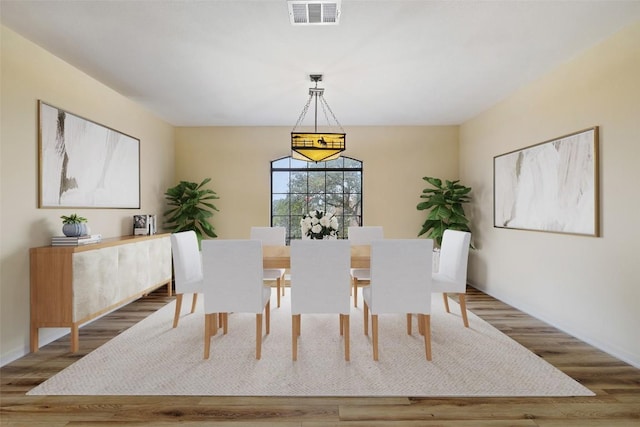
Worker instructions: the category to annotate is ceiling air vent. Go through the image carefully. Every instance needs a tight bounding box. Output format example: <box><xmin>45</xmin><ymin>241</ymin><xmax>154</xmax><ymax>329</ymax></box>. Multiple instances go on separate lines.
<box><xmin>288</xmin><ymin>1</ymin><xmax>341</xmax><ymax>25</ymax></box>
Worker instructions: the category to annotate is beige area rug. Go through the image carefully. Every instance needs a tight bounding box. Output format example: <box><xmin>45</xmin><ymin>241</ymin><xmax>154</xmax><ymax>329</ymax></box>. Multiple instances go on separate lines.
<box><xmin>28</xmin><ymin>290</ymin><xmax>593</xmax><ymax>397</ymax></box>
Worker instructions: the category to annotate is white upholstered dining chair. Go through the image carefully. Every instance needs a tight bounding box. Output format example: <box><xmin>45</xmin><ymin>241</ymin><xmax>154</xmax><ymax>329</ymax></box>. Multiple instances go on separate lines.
<box><xmin>290</xmin><ymin>239</ymin><xmax>352</xmax><ymax>361</ymax></box>
<box><xmin>170</xmin><ymin>231</ymin><xmax>203</xmax><ymax>328</ymax></box>
<box><xmin>433</xmin><ymin>229</ymin><xmax>472</xmax><ymax>327</ymax></box>
<box><xmin>363</xmin><ymin>239</ymin><xmax>433</xmax><ymax>361</ymax></box>
<box><xmin>250</xmin><ymin>226</ymin><xmax>286</xmax><ymax>308</ymax></box>
<box><xmin>347</xmin><ymin>226</ymin><xmax>384</xmax><ymax>307</ymax></box>
<box><xmin>201</xmin><ymin>239</ymin><xmax>271</xmax><ymax>360</ymax></box>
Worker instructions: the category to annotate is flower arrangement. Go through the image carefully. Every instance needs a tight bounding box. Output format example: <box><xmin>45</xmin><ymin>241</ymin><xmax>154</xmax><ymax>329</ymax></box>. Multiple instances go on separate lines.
<box><xmin>301</xmin><ymin>210</ymin><xmax>339</xmax><ymax>240</ymax></box>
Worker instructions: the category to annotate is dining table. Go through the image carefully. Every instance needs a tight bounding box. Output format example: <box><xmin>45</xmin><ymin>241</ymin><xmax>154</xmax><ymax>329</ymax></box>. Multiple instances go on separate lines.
<box><xmin>262</xmin><ymin>244</ymin><xmax>370</xmax><ymax>269</ymax></box>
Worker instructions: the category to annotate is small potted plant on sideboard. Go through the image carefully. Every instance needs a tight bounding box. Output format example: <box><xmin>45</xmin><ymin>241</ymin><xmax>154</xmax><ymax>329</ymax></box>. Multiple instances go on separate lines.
<box><xmin>60</xmin><ymin>214</ymin><xmax>88</xmax><ymax>237</ymax></box>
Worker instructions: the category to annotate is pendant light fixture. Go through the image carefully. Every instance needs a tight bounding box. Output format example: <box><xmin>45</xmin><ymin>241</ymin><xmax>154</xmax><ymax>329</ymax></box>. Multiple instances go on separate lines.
<box><xmin>291</xmin><ymin>74</ymin><xmax>346</xmax><ymax>162</ymax></box>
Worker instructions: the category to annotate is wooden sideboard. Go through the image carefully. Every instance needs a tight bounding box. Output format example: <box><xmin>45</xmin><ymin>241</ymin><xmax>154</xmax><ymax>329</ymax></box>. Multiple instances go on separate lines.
<box><xmin>30</xmin><ymin>234</ymin><xmax>172</xmax><ymax>353</ymax></box>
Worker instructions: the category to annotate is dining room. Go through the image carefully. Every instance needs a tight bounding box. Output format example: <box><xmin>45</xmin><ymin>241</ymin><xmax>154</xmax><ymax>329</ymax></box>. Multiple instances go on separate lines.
<box><xmin>1</xmin><ymin>1</ymin><xmax>640</xmax><ymax>424</ymax></box>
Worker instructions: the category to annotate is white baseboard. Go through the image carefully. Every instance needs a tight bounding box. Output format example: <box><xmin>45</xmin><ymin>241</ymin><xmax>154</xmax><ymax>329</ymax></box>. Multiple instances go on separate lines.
<box><xmin>1</xmin><ymin>329</ymin><xmax>68</xmax><ymax>367</ymax></box>
<box><xmin>468</xmin><ymin>282</ymin><xmax>640</xmax><ymax>369</ymax></box>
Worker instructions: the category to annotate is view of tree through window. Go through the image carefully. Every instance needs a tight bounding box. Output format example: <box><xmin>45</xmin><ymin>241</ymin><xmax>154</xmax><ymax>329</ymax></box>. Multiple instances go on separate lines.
<box><xmin>271</xmin><ymin>156</ymin><xmax>363</xmax><ymax>243</ymax></box>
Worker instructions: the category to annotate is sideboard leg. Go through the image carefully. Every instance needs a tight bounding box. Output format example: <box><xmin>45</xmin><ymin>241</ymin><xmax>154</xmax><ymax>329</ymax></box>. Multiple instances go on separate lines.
<box><xmin>30</xmin><ymin>324</ymin><xmax>39</xmax><ymax>353</ymax></box>
<box><xmin>71</xmin><ymin>324</ymin><xmax>79</xmax><ymax>353</ymax></box>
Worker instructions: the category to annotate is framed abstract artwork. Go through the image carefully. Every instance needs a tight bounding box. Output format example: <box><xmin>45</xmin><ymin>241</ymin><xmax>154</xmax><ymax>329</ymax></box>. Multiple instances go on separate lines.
<box><xmin>38</xmin><ymin>101</ymin><xmax>140</xmax><ymax>208</ymax></box>
<box><xmin>493</xmin><ymin>127</ymin><xmax>599</xmax><ymax>236</ymax></box>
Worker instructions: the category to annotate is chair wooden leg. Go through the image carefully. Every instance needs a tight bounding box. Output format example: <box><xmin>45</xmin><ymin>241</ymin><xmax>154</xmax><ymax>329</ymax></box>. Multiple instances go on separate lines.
<box><xmin>363</xmin><ymin>302</ymin><xmax>369</xmax><ymax>336</ymax></box>
<box><xmin>406</xmin><ymin>313</ymin><xmax>412</xmax><ymax>335</ymax></box>
<box><xmin>458</xmin><ymin>293</ymin><xmax>469</xmax><ymax>328</ymax></box>
<box><xmin>276</xmin><ymin>277</ymin><xmax>281</xmax><ymax>308</ymax></box>
<box><xmin>190</xmin><ymin>293</ymin><xmax>198</xmax><ymax>313</ymax></box>
<box><xmin>265</xmin><ymin>301</ymin><xmax>271</xmax><ymax>334</ymax></box>
<box><xmin>204</xmin><ymin>313</ymin><xmax>217</xmax><ymax>359</ymax></box>
<box><xmin>221</xmin><ymin>313</ymin><xmax>228</xmax><ymax>334</ymax></box>
<box><xmin>256</xmin><ymin>313</ymin><xmax>263</xmax><ymax>359</ymax></box>
<box><xmin>340</xmin><ymin>314</ymin><xmax>344</xmax><ymax>336</ymax></box>
<box><xmin>173</xmin><ymin>293</ymin><xmax>183</xmax><ymax>328</ymax></box>
<box><xmin>204</xmin><ymin>314</ymin><xmax>210</xmax><ymax>359</ymax></box>
<box><xmin>353</xmin><ymin>278</ymin><xmax>359</xmax><ymax>307</ymax></box>
<box><xmin>343</xmin><ymin>314</ymin><xmax>350</xmax><ymax>361</ymax></box>
<box><xmin>372</xmin><ymin>314</ymin><xmax>379</xmax><ymax>361</ymax></box>
<box><xmin>421</xmin><ymin>314</ymin><xmax>432</xmax><ymax>361</ymax></box>
<box><xmin>443</xmin><ymin>293</ymin><xmax>450</xmax><ymax>313</ymax></box>
<box><xmin>292</xmin><ymin>314</ymin><xmax>300</xmax><ymax>361</ymax></box>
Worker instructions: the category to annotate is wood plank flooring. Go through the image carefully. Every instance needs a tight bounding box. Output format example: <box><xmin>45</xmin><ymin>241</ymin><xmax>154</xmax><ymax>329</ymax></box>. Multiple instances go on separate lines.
<box><xmin>2</xmin><ymin>287</ymin><xmax>639</xmax><ymax>426</ymax></box>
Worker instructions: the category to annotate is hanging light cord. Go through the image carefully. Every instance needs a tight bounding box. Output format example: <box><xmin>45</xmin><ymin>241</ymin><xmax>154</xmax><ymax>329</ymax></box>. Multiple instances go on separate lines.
<box><xmin>292</xmin><ymin>93</ymin><xmax>314</xmax><ymax>132</ymax></box>
<box><xmin>292</xmin><ymin>80</ymin><xmax>344</xmax><ymax>133</ymax></box>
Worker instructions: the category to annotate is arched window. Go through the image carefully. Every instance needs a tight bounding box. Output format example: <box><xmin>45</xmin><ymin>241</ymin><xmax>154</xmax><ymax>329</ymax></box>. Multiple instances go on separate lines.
<box><xmin>271</xmin><ymin>156</ymin><xmax>363</xmax><ymax>243</ymax></box>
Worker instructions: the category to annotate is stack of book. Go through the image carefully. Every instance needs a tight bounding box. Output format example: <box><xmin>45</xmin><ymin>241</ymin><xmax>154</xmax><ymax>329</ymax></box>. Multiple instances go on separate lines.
<box><xmin>51</xmin><ymin>234</ymin><xmax>103</xmax><ymax>246</ymax></box>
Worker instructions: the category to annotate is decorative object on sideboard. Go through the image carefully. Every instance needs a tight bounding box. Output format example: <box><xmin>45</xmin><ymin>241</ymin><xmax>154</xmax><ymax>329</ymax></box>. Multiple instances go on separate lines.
<box><xmin>51</xmin><ymin>234</ymin><xmax>102</xmax><ymax>246</ymax></box>
<box><xmin>60</xmin><ymin>213</ymin><xmax>88</xmax><ymax>237</ymax></box>
<box><xmin>163</xmin><ymin>178</ymin><xmax>219</xmax><ymax>246</ymax></box>
<box><xmin>133</xmin><ymin>214</ymin><xmax>157</xmax><ymax>235</ymax></box>
<box><xmin>417</xmin><ymin>177</ymin><xmax>473</xmax><ymax>248</ymax></box>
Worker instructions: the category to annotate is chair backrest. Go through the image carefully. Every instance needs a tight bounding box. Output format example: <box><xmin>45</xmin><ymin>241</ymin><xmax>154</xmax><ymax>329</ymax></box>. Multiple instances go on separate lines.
<box><xmin>250</xmin><ymin>226</ymin><xmax>285</xmax><ymax>246</ymax></box>
<box><xmin>290</xmin><ymin>240</ymin><xmax>351</xmax><ymax>315</ymax></box>
<box><xmin>170</xmin><ymin>231</ymin><xmax>203</xmax><ymax>293</ymax></box>
<box><xmin>437</xmin><ymin>230</ymin><xmax>471</xmax><ymax>290</ymax></box>
<box><xmin>369</xmin><ymin>239</ymin><xmax>433</xmax><ymax>314</ymax></box>
<box><xmin>201</xmin><ymin>240</ymin><xmax>265</xmax><ymax>314</ymax></box>
<box><xmin>347</xmin><ymin>226</ymin><xmax>383</xmax><ymax>245</ymax></box>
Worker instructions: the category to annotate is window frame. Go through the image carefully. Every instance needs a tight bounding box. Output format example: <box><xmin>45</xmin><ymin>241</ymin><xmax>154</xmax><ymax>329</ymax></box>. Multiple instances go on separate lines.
<box><xmin>270</xmin><ymin>156</ymin><xmax>363</xmax><ymax>243</ymax></box>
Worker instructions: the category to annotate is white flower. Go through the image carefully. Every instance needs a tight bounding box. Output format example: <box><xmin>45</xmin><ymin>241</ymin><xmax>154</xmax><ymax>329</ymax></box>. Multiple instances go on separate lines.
<box><xmin>302</xmin><ymin>210</ymin><xmax>339</xmax><ymax>239</ymax></box>
<box><xmin>330</xmin><ymin>216</ymin><xmax>338</xmax><ymax>229</ymax></box>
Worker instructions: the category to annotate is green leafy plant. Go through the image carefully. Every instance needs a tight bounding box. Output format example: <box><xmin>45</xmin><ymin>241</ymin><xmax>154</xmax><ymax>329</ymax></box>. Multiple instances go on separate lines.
<box><xmin>417</xmin><ymin>177</ymin><xmax>472</xmax><ymax>248</ymax></box>
<box><xmin>163</xmin><ymin>178</ymin><xmax>219</xmax><ymax>243</ymax></box>
<box><xmin>60</xmin><ymin>214</ymin><xmax>87</xmax><ymax>224</ymax></box>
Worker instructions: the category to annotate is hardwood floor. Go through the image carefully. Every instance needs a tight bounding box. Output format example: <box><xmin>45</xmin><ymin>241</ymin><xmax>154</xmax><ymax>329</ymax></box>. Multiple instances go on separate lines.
<box><xmin>2</xmin><ymin>287</ymin><xmax>639</xmax><ymax>426</ymax></box>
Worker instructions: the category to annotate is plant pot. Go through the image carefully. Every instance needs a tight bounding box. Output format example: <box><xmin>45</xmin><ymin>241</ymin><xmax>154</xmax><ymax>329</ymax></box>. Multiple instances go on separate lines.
<box><xmin>62</xmin><ymin>223</ymin><xmax>87</xmax><ymax>237</ymax></box>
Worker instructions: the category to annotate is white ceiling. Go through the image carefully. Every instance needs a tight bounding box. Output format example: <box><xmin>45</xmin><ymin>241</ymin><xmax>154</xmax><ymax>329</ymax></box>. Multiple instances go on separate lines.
<box><xmin>2</xmin><ymin>1</ymin><xmax>640</xmax><ymax>127</ymax></box>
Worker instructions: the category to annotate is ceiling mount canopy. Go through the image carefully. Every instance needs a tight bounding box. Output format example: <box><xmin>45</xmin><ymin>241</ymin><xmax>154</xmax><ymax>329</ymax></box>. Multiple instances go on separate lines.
<box><xmin>291</xmin><ymin>74</ymin><xmax>346</xmax><ymax>163</ymax></box>
<box><xmin>287</xmin><ymin>1</ymin><xmax>341</xmax><ymax>25</ymax></box>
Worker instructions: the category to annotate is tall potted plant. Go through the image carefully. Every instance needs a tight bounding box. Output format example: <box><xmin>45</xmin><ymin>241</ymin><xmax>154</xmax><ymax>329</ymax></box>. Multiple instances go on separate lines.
<box><xmin>163</xmin><ymin>178</ymin><xmax>219</xmax><ymax>244</ymax></box>
<box><xmin>417</xmin><ymin>176</ymin><xmax>472</xmax><ymax>248</ymax></box>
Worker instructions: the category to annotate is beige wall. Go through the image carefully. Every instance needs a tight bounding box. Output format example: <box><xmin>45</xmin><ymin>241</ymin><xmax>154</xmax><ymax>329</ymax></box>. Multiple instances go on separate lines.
<box><xmin>174</xmin><ymin>126</ymin><xmax>459</xmax><ymax>240</ymax></box>
<box><xmin>0</xmin><ymin>26</ymin><xmax>175</xmax><ymax>364</ymax></box>
<box><xmin>460</xmin><ymin>22</ymin><xmax>640</xmax><ymax>367</ymax></box>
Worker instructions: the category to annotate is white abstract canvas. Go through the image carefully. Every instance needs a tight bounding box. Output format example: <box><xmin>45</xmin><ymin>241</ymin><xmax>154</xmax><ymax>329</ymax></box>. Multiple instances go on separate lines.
<box><xmin>494</xmin><ymin>127</ymin><xmax>598</xmax><ymax>236</ymax></box>
<box><xmin>39</xmin><ymin>101</ymin><xmax>140</xmax><ymax>208</ymax></box>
